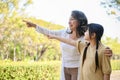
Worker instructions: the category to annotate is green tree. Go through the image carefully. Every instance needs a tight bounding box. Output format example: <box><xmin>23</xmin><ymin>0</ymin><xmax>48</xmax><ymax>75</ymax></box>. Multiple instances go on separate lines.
<box><xmin>0</xmin><ymin>0</ymin><xmax>33</xmax><ymax>61</ymax></box>
<box><xmin>0</xmin><ymin>0</ymin><xmax>32</xmax><ymax>20</ymax></box>
<box><xmin>0</xmin><ymin>0</ymin><xmax>64</xmax><ymax>61</ymax></box>
<box><xmin>100</xmin><ymin>0</ymin><xmax>120</xmax><ymax>21</ymax></box>
<box><xmin>102</xmin><ymin>37</ymin><xmax>120</xmax><ymax>54</ymax></box>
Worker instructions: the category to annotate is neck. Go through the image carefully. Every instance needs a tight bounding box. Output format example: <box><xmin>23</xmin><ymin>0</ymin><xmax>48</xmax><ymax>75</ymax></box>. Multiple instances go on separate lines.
<box><xmin>90</xmin><ymin>39</ymin><xmax>96</xmax><ymax>47</ymax></box>
<box><xmin>72</xmin><ymin>29</ymin><xmax>81</xmax><ymax>37</ymax></box>
<box><xmin>70</xmin><ymin>30</ymin><xmax>78</xmax><ymax>39</ymax></box>
<box><xmin>72</xmin><ymin>30</ymin><xmax>76</xmax><ymax>35</ymax></box>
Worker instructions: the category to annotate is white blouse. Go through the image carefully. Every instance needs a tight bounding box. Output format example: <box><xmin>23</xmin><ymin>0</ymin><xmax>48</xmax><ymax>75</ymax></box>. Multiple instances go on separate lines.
<box><xmin>36</xmin><ymin>25</ymin><xmax>82</xmax><ymax>67</ymax></box>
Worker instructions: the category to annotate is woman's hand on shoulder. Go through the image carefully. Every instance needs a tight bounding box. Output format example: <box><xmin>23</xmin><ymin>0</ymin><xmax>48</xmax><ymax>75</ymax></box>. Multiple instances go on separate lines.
<box><xmin>104</xmin><ymin>47</ymin><xmax>113</xmax><ymax>57</ymax></box>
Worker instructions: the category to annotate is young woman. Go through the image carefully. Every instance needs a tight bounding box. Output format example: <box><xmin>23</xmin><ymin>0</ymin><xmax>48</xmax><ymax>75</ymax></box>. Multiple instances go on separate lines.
<box><xmin>23</xmin><ymin>10</ymin><xmax>112</xmax><ymax>80</ymax></box>
<box><xmin>48</xmin><ymin>23</ymin><xmax>111</xmax><ymax>80</ymax></box>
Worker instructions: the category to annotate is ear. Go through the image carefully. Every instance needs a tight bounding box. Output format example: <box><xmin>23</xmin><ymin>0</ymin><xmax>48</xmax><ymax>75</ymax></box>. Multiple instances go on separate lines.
<box><xmin>91</xmin><ymin>33</ymin><xmax>96</xmax><ymax>39</ymax></box>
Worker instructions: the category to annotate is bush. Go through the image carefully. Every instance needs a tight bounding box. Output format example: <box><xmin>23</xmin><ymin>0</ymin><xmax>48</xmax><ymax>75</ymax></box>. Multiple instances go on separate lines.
<box><xmin>0</xmin><ymin>60</ymin><xmax>119</xmax><ymax>80</ymax></box>
<box><xmin>111</xmin><ymin>60</ymin><xmax>120</xmax><ymax>70</ymax></box>
<box><xmin>0</xmin><ymin>61</ymin><xmax>61</xmax><ymax>80</ymax></box>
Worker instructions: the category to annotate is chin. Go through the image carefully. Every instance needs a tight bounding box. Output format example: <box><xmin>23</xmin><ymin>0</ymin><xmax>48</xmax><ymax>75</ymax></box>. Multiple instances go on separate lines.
<box><xmin>70</xmin><ymin>29</ymin><xmax>73</xmax><ymax>31</ymax></box>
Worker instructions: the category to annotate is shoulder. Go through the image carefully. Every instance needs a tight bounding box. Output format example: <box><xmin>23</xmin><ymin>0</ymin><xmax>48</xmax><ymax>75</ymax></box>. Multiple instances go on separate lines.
<box><xmin>99</xmin><ymin>43</ymin><xmax>106</xmax><ymax>51</ymax></box>
<box><xmin>98</xmin><ymin>43</ymin><xmax>107</xmax><ymax>56</ymax></box>
<box><xmin>77</xmin><ymin>40</ymin><xmax>89</xmax><ymax>47</ymax></box>
<box><xmin>77</xmin><ymin>40</ymin><xmax>87</xmax><ymax>51</ymax></box>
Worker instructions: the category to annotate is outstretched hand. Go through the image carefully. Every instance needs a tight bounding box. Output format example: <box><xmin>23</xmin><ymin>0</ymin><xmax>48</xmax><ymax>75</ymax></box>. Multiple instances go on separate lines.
<box><xmin>23</xmin><ymin>20</ymin><xmax>37</xmax><ymax>28</ymax></box>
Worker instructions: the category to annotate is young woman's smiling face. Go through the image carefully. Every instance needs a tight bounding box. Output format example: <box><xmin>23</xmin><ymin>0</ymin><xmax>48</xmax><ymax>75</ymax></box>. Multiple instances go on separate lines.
<box><xmin>68</xmin><ymin>16</ymin><xmax>79</xmax><ymax>31</ymax></box>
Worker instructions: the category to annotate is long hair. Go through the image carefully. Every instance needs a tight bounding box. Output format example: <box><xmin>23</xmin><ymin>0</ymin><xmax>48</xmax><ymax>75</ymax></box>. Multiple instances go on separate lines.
<box><xmin>82</xmin><ymin>23</ymin><xmax>104</xmax><ymax>72</ymax></box>
<box><xmin>66</xmin><ymin>10</ymin><xmax>88</xmax><ymax>37</ymax></box>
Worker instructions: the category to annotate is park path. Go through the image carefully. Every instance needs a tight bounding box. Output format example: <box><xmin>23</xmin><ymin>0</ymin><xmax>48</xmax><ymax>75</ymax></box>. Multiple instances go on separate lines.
<box><xmin>111</xmin><ymin>70</ymin><xmax>120</xmax><ymax>80</ymax></box>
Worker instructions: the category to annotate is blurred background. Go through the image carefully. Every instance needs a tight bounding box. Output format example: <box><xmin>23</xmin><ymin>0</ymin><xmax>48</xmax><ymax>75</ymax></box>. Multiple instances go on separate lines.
<box><xmin>0</xmin><ymin>0</ymin><xmax>120</xmax><ymax>80</ymax></box>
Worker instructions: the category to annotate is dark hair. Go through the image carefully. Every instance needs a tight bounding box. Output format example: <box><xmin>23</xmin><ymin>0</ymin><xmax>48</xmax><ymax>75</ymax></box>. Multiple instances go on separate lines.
<box><xmin>67</xmin><ymin>10</ymin><xmax>88</xmax><ymax>37</ymax></box>
<box><xmin>82</xmin><ymin>23</ymin><xmax>104</xmax><ymax>72</ymax></box>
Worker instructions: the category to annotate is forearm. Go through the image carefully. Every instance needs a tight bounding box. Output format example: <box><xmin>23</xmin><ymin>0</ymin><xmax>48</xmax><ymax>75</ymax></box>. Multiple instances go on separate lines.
<box><xmin>36</xmin><ymin>25</ymin><xmax>50</xmax><ymax>35</ymax></box>
<box><xmin>54</xmin><ymin>36</ymin><xmax>76</xmax><ymax>46</ymax></box>
<box><xmin>104</xmin><ymin>74</ymin><xmax>110</xmax><ymax>80</ymax></box>
<box><xmin>23</xmin><ymin>20</ymin><xmax>62</xmax><ymax>36</ymax></box>
<box><xmin>36</xmin><ymin>25</ymin><xmax>63</xmax><ymax>36</ymax></box>
<box><xmin>23</xmin><ymin>20</ymin><xmax>51</xmax><ymax>35</ymax></box>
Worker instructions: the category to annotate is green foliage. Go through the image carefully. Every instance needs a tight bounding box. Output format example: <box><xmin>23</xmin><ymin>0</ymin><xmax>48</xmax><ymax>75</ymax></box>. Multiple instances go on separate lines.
<box><xmin>0</xmin><ymin>61</ymin><xmax>61</xmax><ymax>80</ymax></box>
<box><xmin>100</xmin><ymin>0</ymin><xmax>120</xmax><ymax>21</ymax></box>
<box><xmin>0</xmin><ymin>16</ymin><xmax>64</xmax><ymax>61</ymax></box>
<box><xmin>0</xmin><ymin>60</ymin><xmax>119</xmax><ymax>80</ymax></box>
<box><xmin>0</xmin><ymin>0</ymin><xmax>32</xmax><ymax>18</ymax></box>
<box><xmin>102</xmin><ymin>37</ymin><xmax>120</xmax><ymax>54</ymax></box>
<box><xmin>0</xmin><ymin>0</ymin><xmax>64</xmax><ymax>61</ymax></box>
<box><xmin>111</xmin><ymin>60</ymin><xmax>120</xmax><ymax>70</ymax></box>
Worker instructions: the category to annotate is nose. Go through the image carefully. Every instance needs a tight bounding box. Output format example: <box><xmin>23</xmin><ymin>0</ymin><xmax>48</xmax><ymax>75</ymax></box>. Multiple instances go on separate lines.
<box><xmin>68</xmin><ymin>20</ymin><xmax>72</xmax><ymax>25</ymax></box>
<box><xmin>84</xmin><ymin>31</ymin><xmax>87</xmax><ymax>35</ymax></box>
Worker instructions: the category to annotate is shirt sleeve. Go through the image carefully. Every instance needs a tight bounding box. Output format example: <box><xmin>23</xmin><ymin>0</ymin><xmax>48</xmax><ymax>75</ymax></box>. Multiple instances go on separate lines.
<box><xmin>76</xmin><ymin>40</ymin><xmax>85</xmax><ymax>54</ymax></box>
<box><xmin>36</xmin><ymin>25</ymin><xmax>64</xmax><ymax>36</ymax></box>
<box><xmin>101</xmin><ymin>49</ymin><xmax>112</xmax><ymax>74</ymax></box>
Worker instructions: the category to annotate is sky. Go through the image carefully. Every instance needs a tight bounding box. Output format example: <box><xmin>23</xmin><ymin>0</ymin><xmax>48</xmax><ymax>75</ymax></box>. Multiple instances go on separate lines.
<box><xmin>25</xmin><ymin>0</ymin><xmax>120</xmax><ymax>39</ymax></box>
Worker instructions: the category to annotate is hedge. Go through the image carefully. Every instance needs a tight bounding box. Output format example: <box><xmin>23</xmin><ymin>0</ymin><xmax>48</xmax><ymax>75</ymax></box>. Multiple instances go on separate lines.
<box><xmin>0</xmin><ymin>61</ymin><xmax>61</xmax><ymax>80</ymax></box>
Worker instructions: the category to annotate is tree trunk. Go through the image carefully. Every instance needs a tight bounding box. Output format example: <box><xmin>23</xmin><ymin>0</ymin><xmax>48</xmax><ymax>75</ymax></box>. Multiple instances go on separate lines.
<box><xmin>13</xmin><ymin>47</ymin><xmax>16</xmax><ymax>61</ymax></box>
